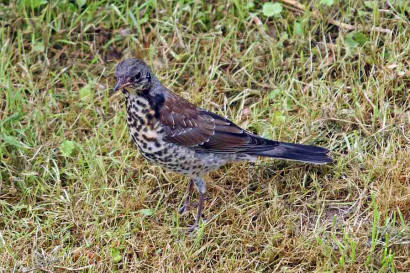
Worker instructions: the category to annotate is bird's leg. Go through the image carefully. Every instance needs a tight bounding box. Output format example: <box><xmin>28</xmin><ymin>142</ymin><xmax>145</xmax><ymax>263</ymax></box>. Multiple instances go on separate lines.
<box><xmin>179</xmin><ymin>179</ymin><xmax>194</xmax><ymax>214</ymax></box>
<box><xmin>189</xmin><ymin>190</ymin><xmax>205</xmax><ymax>232</ymax></box>
<box><xmin>189</xmin><ymin>177</ymin><xmax>206</xmax><ymax>232</ymax></box>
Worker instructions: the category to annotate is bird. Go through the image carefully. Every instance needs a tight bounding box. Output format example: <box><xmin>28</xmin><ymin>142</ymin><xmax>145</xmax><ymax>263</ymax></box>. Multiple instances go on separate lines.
<box><xmin>113</xmin><ymin>58</ymin><xmax>333</xmax><ymax>231</ymax></box>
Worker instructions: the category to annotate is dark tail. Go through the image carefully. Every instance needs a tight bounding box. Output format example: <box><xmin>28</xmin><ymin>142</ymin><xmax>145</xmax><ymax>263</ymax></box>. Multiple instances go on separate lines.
<box><xmin>248</xmin><ymin>142</ymin><xmax>333</xmax><ymax>164</ymax></box>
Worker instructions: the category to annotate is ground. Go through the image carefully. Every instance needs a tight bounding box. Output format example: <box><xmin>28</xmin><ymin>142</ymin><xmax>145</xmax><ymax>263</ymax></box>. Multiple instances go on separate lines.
<box><xmin>0</xmin><ymin>0</ymin><xmax>409</xmax><ymax>272</ymax></box>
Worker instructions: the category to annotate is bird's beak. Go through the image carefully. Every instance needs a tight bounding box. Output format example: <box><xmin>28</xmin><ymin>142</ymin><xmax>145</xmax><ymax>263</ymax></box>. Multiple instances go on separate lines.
<box><xmin>112</xmin><ymin>78</ymin><xmax>131</xmax><ymax>94</ymax></box>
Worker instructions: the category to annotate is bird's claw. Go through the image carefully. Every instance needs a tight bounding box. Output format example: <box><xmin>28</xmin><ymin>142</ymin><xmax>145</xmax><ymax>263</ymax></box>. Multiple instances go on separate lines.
<box><xmin>188</xmin><ymin>223</ymin><xmax>198</xmax><ymax>233</ymax></box>
<box><xmin>187</xmin><ymin>216</ymin><xmax>207</xmax><ymax>233</ymax></box>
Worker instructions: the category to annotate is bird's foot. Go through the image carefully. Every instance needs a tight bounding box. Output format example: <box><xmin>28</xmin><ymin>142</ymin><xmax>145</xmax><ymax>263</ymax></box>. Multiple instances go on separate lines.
<box><xmin>187</xmin><ymin>215</ymin><xmax>207</xmax><ymax>233</ymax></box>
<box><xmin>188</xmin><ymin>222</ymin><xmax>198</xmax><ymax>233</ymax></box>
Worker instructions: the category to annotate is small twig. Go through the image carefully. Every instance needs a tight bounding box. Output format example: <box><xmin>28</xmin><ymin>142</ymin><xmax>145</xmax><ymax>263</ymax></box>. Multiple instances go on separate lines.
<box><xmin>281</xmin><ymin>0</ymin><xmax>305</xmax><ymax>10</ymax></box>
<box><xmin>22</xmin><ymin>267</ymin><xmax>53</xmax><ymax>273</ymax></box>
<box><xmin>53</xmin><ymin>264</ymin><xmax>95</xmax><ymax>271</ymax></box>
<box><xmin>280</xmin><ymin>0</ymin><xmax>393</xmax><ymax>34</ymax></box>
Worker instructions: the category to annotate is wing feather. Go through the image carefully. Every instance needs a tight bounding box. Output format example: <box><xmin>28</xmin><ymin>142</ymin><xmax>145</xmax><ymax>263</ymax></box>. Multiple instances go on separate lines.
<box><xmin>158</xmin><ymin>92</ymin><xmax>279</xmax><ymax>153</ymax></box>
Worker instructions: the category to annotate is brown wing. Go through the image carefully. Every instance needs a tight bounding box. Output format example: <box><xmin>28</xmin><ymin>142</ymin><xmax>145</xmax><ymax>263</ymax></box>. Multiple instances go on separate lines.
<box><xmin>159</xmin><ymin>92</ymin><xmax>279</xmax><ymax>153</ymax></box>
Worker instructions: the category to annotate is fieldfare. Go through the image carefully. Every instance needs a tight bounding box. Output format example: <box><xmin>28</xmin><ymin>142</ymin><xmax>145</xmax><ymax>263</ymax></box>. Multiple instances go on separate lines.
<box><xmin>113</xmin><ymin>58</ymin><xmax>332</xmax><ymax>231</ymax></box>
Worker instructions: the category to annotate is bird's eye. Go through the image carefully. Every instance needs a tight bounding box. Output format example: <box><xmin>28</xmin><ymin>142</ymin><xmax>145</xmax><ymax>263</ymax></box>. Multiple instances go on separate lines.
<box><xmin>146</xmin><ymin>74</ymin><xmax>151</xmax><ymax>81</ymax></box>
<box><xmin>134</xmin><ymin>72</ymin><xmax>141</xmax><ymax>81</ymax></box>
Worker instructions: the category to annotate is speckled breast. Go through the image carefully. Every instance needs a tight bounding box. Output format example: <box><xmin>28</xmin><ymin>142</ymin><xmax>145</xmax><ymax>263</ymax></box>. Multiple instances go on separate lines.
<box><xmin>125</xmin><ymin>94</ymin><xmax>225</xmax><ymax>176</ymax></box>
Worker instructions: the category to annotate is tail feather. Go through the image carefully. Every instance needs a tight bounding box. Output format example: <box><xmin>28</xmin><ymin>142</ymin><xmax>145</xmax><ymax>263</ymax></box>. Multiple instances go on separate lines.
<box><xmin>247</xmin><ymin>142</ymin><xmax>333</xmax><ymax>164</ymax></box>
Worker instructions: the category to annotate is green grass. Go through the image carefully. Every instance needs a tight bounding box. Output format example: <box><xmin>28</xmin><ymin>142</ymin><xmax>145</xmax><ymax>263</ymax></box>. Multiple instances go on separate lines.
<box><xmin>0</xmin><ymin>0</ymin><xmax>409</xmax><ymax>272</ymax></box>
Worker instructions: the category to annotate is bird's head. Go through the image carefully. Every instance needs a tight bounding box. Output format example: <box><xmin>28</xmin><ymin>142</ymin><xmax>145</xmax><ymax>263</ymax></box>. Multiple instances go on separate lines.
<box><xmin>113</xmin><ymin>58</ymin><xmax>152</xmax><ymax>94</ymax></box>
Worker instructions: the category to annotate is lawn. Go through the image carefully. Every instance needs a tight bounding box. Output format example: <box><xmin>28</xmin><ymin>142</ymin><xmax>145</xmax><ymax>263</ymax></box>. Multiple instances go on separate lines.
<box><xmin>0</xmin><ymin>0</ymin><xmax>409</xmax><ymax>272</ymax></box>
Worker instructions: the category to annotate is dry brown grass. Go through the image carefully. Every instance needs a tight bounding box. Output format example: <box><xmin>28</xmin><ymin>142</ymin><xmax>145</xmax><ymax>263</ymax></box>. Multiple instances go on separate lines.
<box><xmin>0</xmin><ymin>0</ymin><xmax>409</xmax><ymax>272</ymax></box>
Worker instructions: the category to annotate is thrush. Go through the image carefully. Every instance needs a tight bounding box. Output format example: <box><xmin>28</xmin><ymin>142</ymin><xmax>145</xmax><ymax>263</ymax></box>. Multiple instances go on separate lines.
<box><xmin>113</xmin><ymin>58</ymin><xmax>332</xmax><ymax>231</ymax></box>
